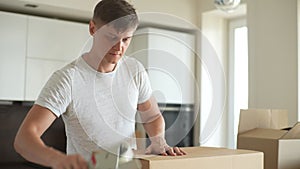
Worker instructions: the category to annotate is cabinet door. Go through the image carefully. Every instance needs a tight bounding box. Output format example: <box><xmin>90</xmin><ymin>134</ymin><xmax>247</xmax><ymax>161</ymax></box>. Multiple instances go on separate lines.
<box><xmin>27</xmin><ymin>16</ymin><xmax>90</xmax><ymax>62</ymax></box>
<box><xmin>25</xmin><ymin>58</ymin><xmax>67</xmax><ymax>101</ymax></box>
<box><xmin>0</xmin><ymin>11</ymin><xmax>26</xmax><ymax>100</ymax></box>
<box><xmin>133</xmin><ymin>28</ymin><xmax>196</xmax><ymax>104</ymax></box>
<box><xmin>26</xmin><ymin>16</ymin><xmax>89</xmax><ymax>101</ymax></box>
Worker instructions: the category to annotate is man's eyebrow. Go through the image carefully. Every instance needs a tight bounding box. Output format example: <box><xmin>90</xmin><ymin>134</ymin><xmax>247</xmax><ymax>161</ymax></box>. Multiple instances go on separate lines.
<box><xmin>105</xmin><ymin>31</ymin><xmax>117</xmax><ymax>36</ymax></box>
<box><xmin>105</xmin><ymin>29</ymin><xmax>134</xmax><ymax>38</ymax></box>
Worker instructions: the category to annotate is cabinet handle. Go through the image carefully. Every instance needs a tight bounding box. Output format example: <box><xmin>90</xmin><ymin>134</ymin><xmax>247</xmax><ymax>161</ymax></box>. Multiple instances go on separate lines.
<box><xmin>0</xmin><ymin>101</ymin><xmax>13</xmax><ymax>105</ymax></box>
<box><xmin>159</xmin><ymin>106</ymin><xmax>193</xmax><ymax>112</ymax></box>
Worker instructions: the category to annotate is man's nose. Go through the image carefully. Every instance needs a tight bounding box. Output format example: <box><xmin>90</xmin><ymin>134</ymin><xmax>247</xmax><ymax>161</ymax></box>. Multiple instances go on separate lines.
<box><xmin>113</xmin><ymin>41</ymin><xmax>122</xmax><ymax>51</ymax></box>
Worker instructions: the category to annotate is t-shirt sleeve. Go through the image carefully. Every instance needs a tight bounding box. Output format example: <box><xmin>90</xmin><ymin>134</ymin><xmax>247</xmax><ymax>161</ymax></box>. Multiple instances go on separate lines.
<box><xmin>136</xmin><ymin>61</ymin><xmax>152</xmax><ymax>104</ymax></box>
<box><xmin>35</xmin><ymin>70</ymin><xmax>72</xmax><ymax>117</ymax></box>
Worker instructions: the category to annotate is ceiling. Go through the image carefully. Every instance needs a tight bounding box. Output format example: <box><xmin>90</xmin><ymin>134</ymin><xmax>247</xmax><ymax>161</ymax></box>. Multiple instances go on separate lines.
<box><xmin>0</xmin><ymin>0</ymin><xmax>96</xmax><ymax>22</ymax></box>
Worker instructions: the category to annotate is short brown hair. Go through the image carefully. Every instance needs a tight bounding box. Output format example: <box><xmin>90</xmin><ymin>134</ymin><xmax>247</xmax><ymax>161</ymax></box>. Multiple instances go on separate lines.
<box><xmin>93</xmin><ymin>0</ymin><xmax>138</xmax><ymax>31</ymax></box>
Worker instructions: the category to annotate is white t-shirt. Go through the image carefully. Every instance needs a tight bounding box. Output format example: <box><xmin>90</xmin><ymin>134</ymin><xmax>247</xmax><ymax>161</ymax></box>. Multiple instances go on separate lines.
<box><xmin>35</xmin><ymin>55</ymin><xmax>152</xmax><ymax>160</ymax></box>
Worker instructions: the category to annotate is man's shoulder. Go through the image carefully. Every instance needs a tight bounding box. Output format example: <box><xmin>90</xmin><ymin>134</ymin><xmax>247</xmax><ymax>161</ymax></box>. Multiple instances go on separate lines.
<box><xmin>50</xmin><ymin>58</ymin><xmax>80</xmax><ymax>82</ymax></box>
<box><xmin>61</xmin><ymin>58</ymin><xmax>79</xmax><ymax>70</ymax></box>
<box><xmin>121</xmin><ymin>56</ymin><xmax>145</xmax><ymax>70</ymax></box>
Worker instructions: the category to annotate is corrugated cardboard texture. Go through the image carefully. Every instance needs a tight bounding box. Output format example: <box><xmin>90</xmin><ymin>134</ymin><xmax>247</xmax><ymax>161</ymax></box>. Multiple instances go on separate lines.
<box><xmin>238</xmin><ymin>109</ymin><xmax>289</xmax><ymax>134</ymax></box>
<box><xmin>238</xmin><ymin>128</ymin><xmax>285</xmax><ymax>169</ymax></box>
<box><xmin>136</xmin><ymin>147</ymin><xmax>263</xmax><ymax>169</ymax></box>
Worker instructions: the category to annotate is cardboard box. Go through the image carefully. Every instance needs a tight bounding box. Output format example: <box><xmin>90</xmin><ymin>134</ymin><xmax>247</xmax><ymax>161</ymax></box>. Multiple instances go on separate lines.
<box><xmin>136</xmin><ymin>147</ymin><xmax>263</xmax><ymax>169</ymax></box>
<box><xmin>237</xmin><ymin>109</ymin><xmax>300</xmax><ymax>169</ymax></box>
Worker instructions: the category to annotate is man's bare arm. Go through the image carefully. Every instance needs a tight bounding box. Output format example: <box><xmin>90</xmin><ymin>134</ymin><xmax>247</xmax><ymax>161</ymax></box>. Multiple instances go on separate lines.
<box><xmin>14</xmin><ymin>104</ymin><xmax>87</xmax><ymax>169</ymax></box>
<box><xmin>137</xmin><ymin>96</ymin><xmax>186</xmax><ymax>156</ymax></box>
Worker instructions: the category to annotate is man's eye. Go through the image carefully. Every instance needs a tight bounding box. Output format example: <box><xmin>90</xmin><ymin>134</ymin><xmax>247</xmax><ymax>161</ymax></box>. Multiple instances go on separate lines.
<box><xmin>122</xmin><ymin>37</ymin><xmax>130</xmax><ymax>42</ymax></box>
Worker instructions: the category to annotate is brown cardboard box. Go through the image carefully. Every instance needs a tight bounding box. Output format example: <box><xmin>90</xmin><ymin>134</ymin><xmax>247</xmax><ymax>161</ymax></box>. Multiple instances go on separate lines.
<box><xmin>237</xmin><ymin>109</ymin><xmax>300</xmax><ymax>169</ymax></box>
<box><xmin>136</xmin><ymin>147</ymin><xmax>263</xmax><ymax>169</ymax></box>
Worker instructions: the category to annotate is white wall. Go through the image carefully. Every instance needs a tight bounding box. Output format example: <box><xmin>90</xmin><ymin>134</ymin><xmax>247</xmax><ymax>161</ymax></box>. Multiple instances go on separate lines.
<box><xmin>197</xmin><ymin>1</ymin><xmax>247</xmax><ymax>148</ymax></box>
<box><xmin>132</xmin><ymin>0</ymin><xmax>198</xmax><ymax>26</ymax></box>
<box><xmin>247</xmin><ymin>0</ymin><xmax>298</xmax><ymax>125</ymax></box>
<box><xmin>298</xmin><ymin>0</ymin><xmax>300</xmax><ymax>122</ymax></box>
<box><xmin>198</xmin><ymin>0</ymin><xmax>299</xmax><ymax>148</ymax></box>
<box><xmin>199</xmin><ymin>11</ymin><xmax>228</xmax><ymax>147</ymax></box>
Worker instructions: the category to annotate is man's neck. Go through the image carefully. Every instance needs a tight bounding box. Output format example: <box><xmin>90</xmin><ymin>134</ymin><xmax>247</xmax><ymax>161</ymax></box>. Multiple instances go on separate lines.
<box><xmin>98</xmin><ymin>60</ymin><xmax>117</xmax><ymax>73</ymax></box>
<box><xmin>83</xmin><ymin>53</ymin><xmax>117</xmax><ymax>73</ymax></box>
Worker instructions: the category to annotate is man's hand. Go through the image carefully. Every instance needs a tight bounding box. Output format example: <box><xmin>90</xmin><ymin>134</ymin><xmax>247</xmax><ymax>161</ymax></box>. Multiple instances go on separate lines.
<box><xmin>51</xmin><ymin>154</ymin><xmax>88</xmax><ymax>169</ymax></box>
<box><xmin>138</xmin><ymin>97</ymin><xmax>187</xmax><ymax>156</ymax></box>
<box><xmin>145</xmin><ymin>137</ymin><xmax>186</xmax><ymax>156</ymax></box>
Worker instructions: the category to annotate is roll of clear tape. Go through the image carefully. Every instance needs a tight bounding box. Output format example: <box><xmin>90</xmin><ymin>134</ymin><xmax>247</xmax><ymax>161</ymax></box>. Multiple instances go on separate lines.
<box><xmin>89</xmin><ymin>142</ymin><xmax>141</xmax><ymax>169</ymax></box>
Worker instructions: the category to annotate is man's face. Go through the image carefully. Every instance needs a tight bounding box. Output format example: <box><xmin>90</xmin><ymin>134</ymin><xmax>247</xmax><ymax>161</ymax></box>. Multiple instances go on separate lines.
<box><xmin>93</xmin><ymin>23</ymin><xmax>135</xmax><ymax>65</ymax></box>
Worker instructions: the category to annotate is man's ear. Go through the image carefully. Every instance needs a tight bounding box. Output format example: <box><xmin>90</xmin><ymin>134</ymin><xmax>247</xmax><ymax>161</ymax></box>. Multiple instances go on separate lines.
<box><xmin>89</xmin><ymin>20</ymin><xmax>97</xmax><ymax>35</ymax></box>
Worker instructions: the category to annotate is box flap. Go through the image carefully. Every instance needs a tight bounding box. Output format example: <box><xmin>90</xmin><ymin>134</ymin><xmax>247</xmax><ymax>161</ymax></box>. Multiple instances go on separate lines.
<box><xmin>238</xmin><ymin>109</ymin><xmax>289</xmax><ymax>134</ymax></box>
<box><xmin>239</xmin><ymin>128</ymin><xmax>287</xmax><ymax>139</ymax></box>
<box><xmin>281</xmin><ymin>122</ymin><xmax>300</xmax><ymax>139</ymax></box>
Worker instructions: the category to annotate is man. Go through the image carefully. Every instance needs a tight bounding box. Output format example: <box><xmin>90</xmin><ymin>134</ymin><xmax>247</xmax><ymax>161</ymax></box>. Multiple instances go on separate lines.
<box><xmin>14</xmin><ymin>0</ymin><xmax>186</xmax><ymax>169</ymax></box>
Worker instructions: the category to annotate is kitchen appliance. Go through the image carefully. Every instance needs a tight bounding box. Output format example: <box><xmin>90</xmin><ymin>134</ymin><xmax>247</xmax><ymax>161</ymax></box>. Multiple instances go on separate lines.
<box><xmin>146</xmin><ymin>103</ymin><xmax>195</xmax><ymax>147</ymax></box>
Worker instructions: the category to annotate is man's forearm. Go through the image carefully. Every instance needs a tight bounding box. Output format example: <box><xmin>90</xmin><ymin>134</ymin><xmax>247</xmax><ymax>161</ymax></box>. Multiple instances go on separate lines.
<box><xmin>14</xmin><ymin>129</ymin><xmax>65</xmax><ymax>168</ymax></box>
<box><xmin>142</xmin><ymin>114</ymin><xmax>165</xmax><ymax>139</ymax></box>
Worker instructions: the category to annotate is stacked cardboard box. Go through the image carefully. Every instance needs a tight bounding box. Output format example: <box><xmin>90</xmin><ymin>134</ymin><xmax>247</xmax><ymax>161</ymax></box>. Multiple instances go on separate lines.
<box><xmin>237</xmin><ymin>109</ymin><xmax>300</xmax><ymax>169</ymax></box>
<box><xmin>136</xmin><ymin>147</ymin><xmax>263</xmax><ymax>169</ymax></box>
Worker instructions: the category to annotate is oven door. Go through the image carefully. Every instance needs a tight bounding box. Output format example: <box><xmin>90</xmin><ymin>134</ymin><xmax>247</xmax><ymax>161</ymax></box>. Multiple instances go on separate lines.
<box><xmin>145</xmin><ymin>103</ymin><xmax>194</xmax><ymax>147</ymax></box>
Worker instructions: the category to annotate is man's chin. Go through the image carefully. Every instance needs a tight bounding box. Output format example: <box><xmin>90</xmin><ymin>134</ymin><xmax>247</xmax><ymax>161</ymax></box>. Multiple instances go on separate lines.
<box><xmin>110</xmin><ymin>56</ymin><xmax>121</xmax><ymax>63</ymax></box>
<box><xmin>111</xmin><ymin>61</ymin><xmax>118</xmax><ymax>64</ymax></box>
<box><xmin>109</xmin><ymin>58</ymin><xmax>120</xmax><ymax>64</ymax></box>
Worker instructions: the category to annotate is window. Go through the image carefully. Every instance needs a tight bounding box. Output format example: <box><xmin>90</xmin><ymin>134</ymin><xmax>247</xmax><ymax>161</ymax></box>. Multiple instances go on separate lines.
<box><xmin>228</xmin><ymin>18</ymin><xmax>248</xmax><ymax>148</ymax></box>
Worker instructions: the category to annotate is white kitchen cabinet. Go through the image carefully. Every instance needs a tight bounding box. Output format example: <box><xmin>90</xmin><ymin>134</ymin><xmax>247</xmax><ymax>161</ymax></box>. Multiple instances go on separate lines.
<box><xmin>0</xmin><ymin>10</ymin><xmax>90</xmax><ymax>101</ymax></box>
<box><xmin>25</xmin><ymin>58</ymin><xmax>67</xmax><ymax>101</ymax></box>
<box><xmin>25</xmin><ymin>15</ymin><xmax>90</xmax><ymax>101</ymax></box>
<box><xmin>27</xmin><ymin>16</ymin><xmax>90</xmax><ymax>62</ymax></box>
<box><xmin>0</xmin><ymin>11</ymin><xmax>27</xmax><ymax>100</ymax></box>
<box><xmin>130</xmin><ymin>28</ymin><xmax>196</xmax><ymax>104</ymax></box>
